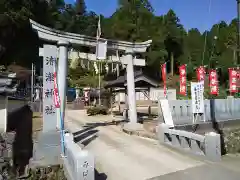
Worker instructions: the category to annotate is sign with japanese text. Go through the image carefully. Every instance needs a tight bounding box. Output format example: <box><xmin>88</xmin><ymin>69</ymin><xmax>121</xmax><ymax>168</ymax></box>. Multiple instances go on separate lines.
<box><xmin>42</xmin><ymin>45</ymin><xmax>58</xmax><ymax>132</ymax></box>
<box><xmin>191</xmin><ymin>81</ymin><xmax>204</xmax><ymax>114</ymax></box>
<box><xmin>179</xmin><ymin>64</ymin><xmax>187</xmax><ymax>95</ymax></box>
<box><xmin>196</xmin><ymin>66</ymin><xmax>205</xmax><ymax>82</ymax></box>
<box><xmin>161</xmin><ymin>63</ymin><xmax>167</xmax><ymax>98</ymax></box>
<box><xmin>229</xmin><ymin>68</ymin><xmax>238</xmax><ymax>93</ymax></box>
<box><xmin>209</xmin><ymin>69</ymin><xmax>218</xmax><ymax>95</ymax></box>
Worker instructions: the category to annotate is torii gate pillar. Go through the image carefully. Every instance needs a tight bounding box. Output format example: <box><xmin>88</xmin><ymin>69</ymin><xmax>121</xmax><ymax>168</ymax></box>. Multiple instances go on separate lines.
<box><xmin>125</xmin><ymin>50</ymin><xmax>137</xmax><ymax>124</ymax></box>
<box><xmin>57</xmin><ymin>40</ymin><xmax>69</xmax><ymax>126</ymax></box>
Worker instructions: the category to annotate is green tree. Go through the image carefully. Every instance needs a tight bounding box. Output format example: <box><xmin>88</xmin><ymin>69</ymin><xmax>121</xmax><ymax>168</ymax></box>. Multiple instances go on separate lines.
<box><xmin>0</xmin><ymin>0</ymin><xmax>51</xmax><ymax>67</ymax></box>
<box><xmin>146</xmin><ymin>15</ymin><xmax>167</xmax><ymax>72</ymax></box>
<box><xmin>163</xmin><ymin>9</ymin><xmax>185</xmax><ymax>75</ymax></box>
<box><xmin>107</xmin><ymin>0</ymin><xmax>154</xmax><ymax>41</ymax></box>
<box><xmin>185</xmin><ymin>29</ymin><xmax>205</xmax><ymax>66</ymax></box>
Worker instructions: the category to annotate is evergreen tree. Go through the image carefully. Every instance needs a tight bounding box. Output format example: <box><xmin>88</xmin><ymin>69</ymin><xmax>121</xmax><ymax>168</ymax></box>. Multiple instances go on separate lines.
<box><xmin>75</xmin><ymin>0</ymin><xmax>87</xmax><ymax>16</ymax></box>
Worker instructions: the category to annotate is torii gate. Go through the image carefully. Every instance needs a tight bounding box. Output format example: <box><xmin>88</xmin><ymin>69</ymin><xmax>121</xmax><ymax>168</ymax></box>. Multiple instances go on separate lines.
<box><xmin>30</xmin><ymin>19</ymin><xmax>152</xmax><ymax>131</ymax></box>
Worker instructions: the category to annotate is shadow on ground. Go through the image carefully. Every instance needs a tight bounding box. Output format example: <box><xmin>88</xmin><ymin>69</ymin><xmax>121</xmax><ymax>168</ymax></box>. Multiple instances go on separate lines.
<box><xmin>73</xmin><ymin>129</ymin><xmax>98</xmax><ymax>145</ymax></box>
<box><xmin>72</xmin><ymin>119</ymin><xmax>127</xmax><ymax>145</ymax></box>
<box><xmin>84</xmin><ymin>119</ymin><xmax>127</xmax><ymax>127</ymax></box>
<box><xmin>113</xmin><ymin>111</ymin><xmax>157</xmax><ymax>120</ymax></box>
<box><xmin>95</xmin><ymin>169</ymin><xmax>107</xmax><ymax>180</ymax></box>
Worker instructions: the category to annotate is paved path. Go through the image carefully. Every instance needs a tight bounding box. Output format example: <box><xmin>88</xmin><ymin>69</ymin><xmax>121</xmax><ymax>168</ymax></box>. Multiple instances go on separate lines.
<box><xmin>65</xmin><ymin>110</ymin><xmax>204</xmax><ymax>180</ymax></box>
<box><xmin>65</xmin><ymin>110</ymin><xmax>240</xmax><ymax>180</ymax></box>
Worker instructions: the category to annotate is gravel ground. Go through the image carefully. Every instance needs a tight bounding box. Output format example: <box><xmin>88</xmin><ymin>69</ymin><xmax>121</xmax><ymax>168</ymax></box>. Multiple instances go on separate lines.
<box><xmin>32</xmin><ymin>112</ymin><xmax>43</xmax><ymax>142</ymax></box>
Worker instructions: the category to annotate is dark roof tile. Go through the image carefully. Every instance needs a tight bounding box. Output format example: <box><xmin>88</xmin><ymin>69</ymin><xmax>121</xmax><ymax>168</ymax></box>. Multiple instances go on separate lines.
<box><xmin>105</xmin><ymin>70</ymin><xmax>158</xmax><ymax>88</ymax></box>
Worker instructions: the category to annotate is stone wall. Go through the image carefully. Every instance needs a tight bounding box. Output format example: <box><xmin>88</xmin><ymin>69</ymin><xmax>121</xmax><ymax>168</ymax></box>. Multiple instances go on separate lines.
<box><xmin>0</xmin><ymin>97</ymin><xmax>27</xmax><ymax>133</ymax></box>
<box><xmin>0</xmin><ymin>132</ymin><xmax>15</xmax><ymax>179</ymax></box>
<box><xmin>0</xmin><ymin>96</ymin><xmax>7</xmax><ymax>132</ymax></box>
<box><xmin>0</xmin><ymin>97</ymin><xmax>26</xmax><ymax>113</ymax></box>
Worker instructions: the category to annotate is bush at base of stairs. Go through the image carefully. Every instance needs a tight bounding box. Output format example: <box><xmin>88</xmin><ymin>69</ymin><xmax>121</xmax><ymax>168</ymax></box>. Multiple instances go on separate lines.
<box><xmin>28</xmin><ymin>165</ymin><xmax>66</xmax><ymax>180</ymax></box>
<box><xmin>223</xmin><ymin>128</ymin><xmax>240</xmax><ymax>154</ymax></box>
<box><xmin>87</xmin><ymin>106</ymin><xmax>108</xmax><ymax>116</ymax></box>
<box><xmin>0</xmin><ymin>164</ymin><xmax>66</xmax><ymax>179</ymax></box>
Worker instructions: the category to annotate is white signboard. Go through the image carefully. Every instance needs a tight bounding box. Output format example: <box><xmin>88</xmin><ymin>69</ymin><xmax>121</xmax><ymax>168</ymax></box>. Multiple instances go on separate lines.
<box><xmin>96</xmin><ymin>40</ymin><xmax>107</xmax><ymax>60</ymax></box>
<box><xmin>191</xmin><ymin>81</ymin><xmax>204</xmax><ymax>114</ymax></box>
<box><xmin>160</xmin><ymin>99</ymin><xmax>174</xmax><ymax>127</ymax></box>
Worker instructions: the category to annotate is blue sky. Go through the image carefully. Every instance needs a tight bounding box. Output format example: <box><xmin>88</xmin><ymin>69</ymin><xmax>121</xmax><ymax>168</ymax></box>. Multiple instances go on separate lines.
<box><xmin>65</xmin><ymin>0</ymin><xmax>237</xmax><ymax>32</ymax></box>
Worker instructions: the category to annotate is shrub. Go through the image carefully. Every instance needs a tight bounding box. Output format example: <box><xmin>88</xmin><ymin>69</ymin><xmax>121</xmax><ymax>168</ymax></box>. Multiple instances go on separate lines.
<box><xmin>223</xmin><ymin>127</ymin><xmax>240</xmax><ymax>154</ymax></box>
<box><xmin>87</xmin><ymin>106</ymin><xmax>108</xmax><ymax>116</ymax></box>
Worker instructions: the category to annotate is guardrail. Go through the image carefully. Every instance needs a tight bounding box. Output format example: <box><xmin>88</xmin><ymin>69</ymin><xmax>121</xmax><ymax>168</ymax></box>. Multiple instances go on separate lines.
<box><xmin>157</xmin><ymin>123</ymin><xmax>221</xmax><ymax>161</ymax></box>
<box><xmin>63</xmin><ymin>133</ymin><xmax>94</xmax><ymax>180</ymax></box>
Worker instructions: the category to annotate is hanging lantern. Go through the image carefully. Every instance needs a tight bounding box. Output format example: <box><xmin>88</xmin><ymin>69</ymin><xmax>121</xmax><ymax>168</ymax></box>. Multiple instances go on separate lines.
<box><xmin>229</xmin><ymin>68</ymin><xmax>238</xmax><ymax>93</ymax></box>
<box><xmin>161</xmin><ymin>63</ymin><xmax>167</xmax><ymax>98</ymax></box>
<box><xmin>53</xmin><ymin>72</ymin><xmax>60</xmax><ymax>108</ymax></box>
<box><xmin>179</xmin><ymin>64</ymin><xmax>187</xmax><ymax>96</ymax></box>
<box><xmin>209</xmin><ymin>69</ymin><xmax>218</xmax><ymax>95</ymax></box>
<box><xmin>196</xmin><ymin>66</ymin><xmax>205</xmax><ymax>82</ymax></box>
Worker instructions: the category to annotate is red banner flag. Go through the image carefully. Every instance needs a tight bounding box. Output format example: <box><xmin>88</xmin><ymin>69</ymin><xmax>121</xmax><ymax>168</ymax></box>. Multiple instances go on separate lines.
<box><xmin>161</xmin><ymin>63</ymin><xmax>167</xmax><ymax>98</ymax></box>
<box><xmin>53</xmin><ymin>72</ymin><xmax>60</xmax><ymax>108</ymax></box>
<box><xmin>179</xmin><ymin>64</ymin><xmax>187</xmax><ymax>95</ymax></box>
<box><xmin>196</xmin><ymin>66</ymin><xmax>205</xmax><ymax>81</ymax></box>
<box><xmin>229</xmin><ymin>68</ymin><xmax>238</xmax><ymax>93</ymax></box>
<box><xmin>209</xmin><ymin>69</ymin><xmax>218</xmax><ymax>95</ymax></box>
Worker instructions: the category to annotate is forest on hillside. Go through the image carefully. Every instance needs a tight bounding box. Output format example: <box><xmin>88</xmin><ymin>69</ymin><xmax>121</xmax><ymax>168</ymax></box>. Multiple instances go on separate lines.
<box><xmin>0</xmin><ymin>0</ymin><xmax>239</xmax><ymax>93</ymax></box>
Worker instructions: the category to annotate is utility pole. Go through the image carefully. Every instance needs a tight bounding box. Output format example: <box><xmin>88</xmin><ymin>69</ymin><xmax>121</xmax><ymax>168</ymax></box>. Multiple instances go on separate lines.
<box><xmin>237</xmin><ymin>0</ymin><xmax>240</xmax><ymax>65</ymax></box>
